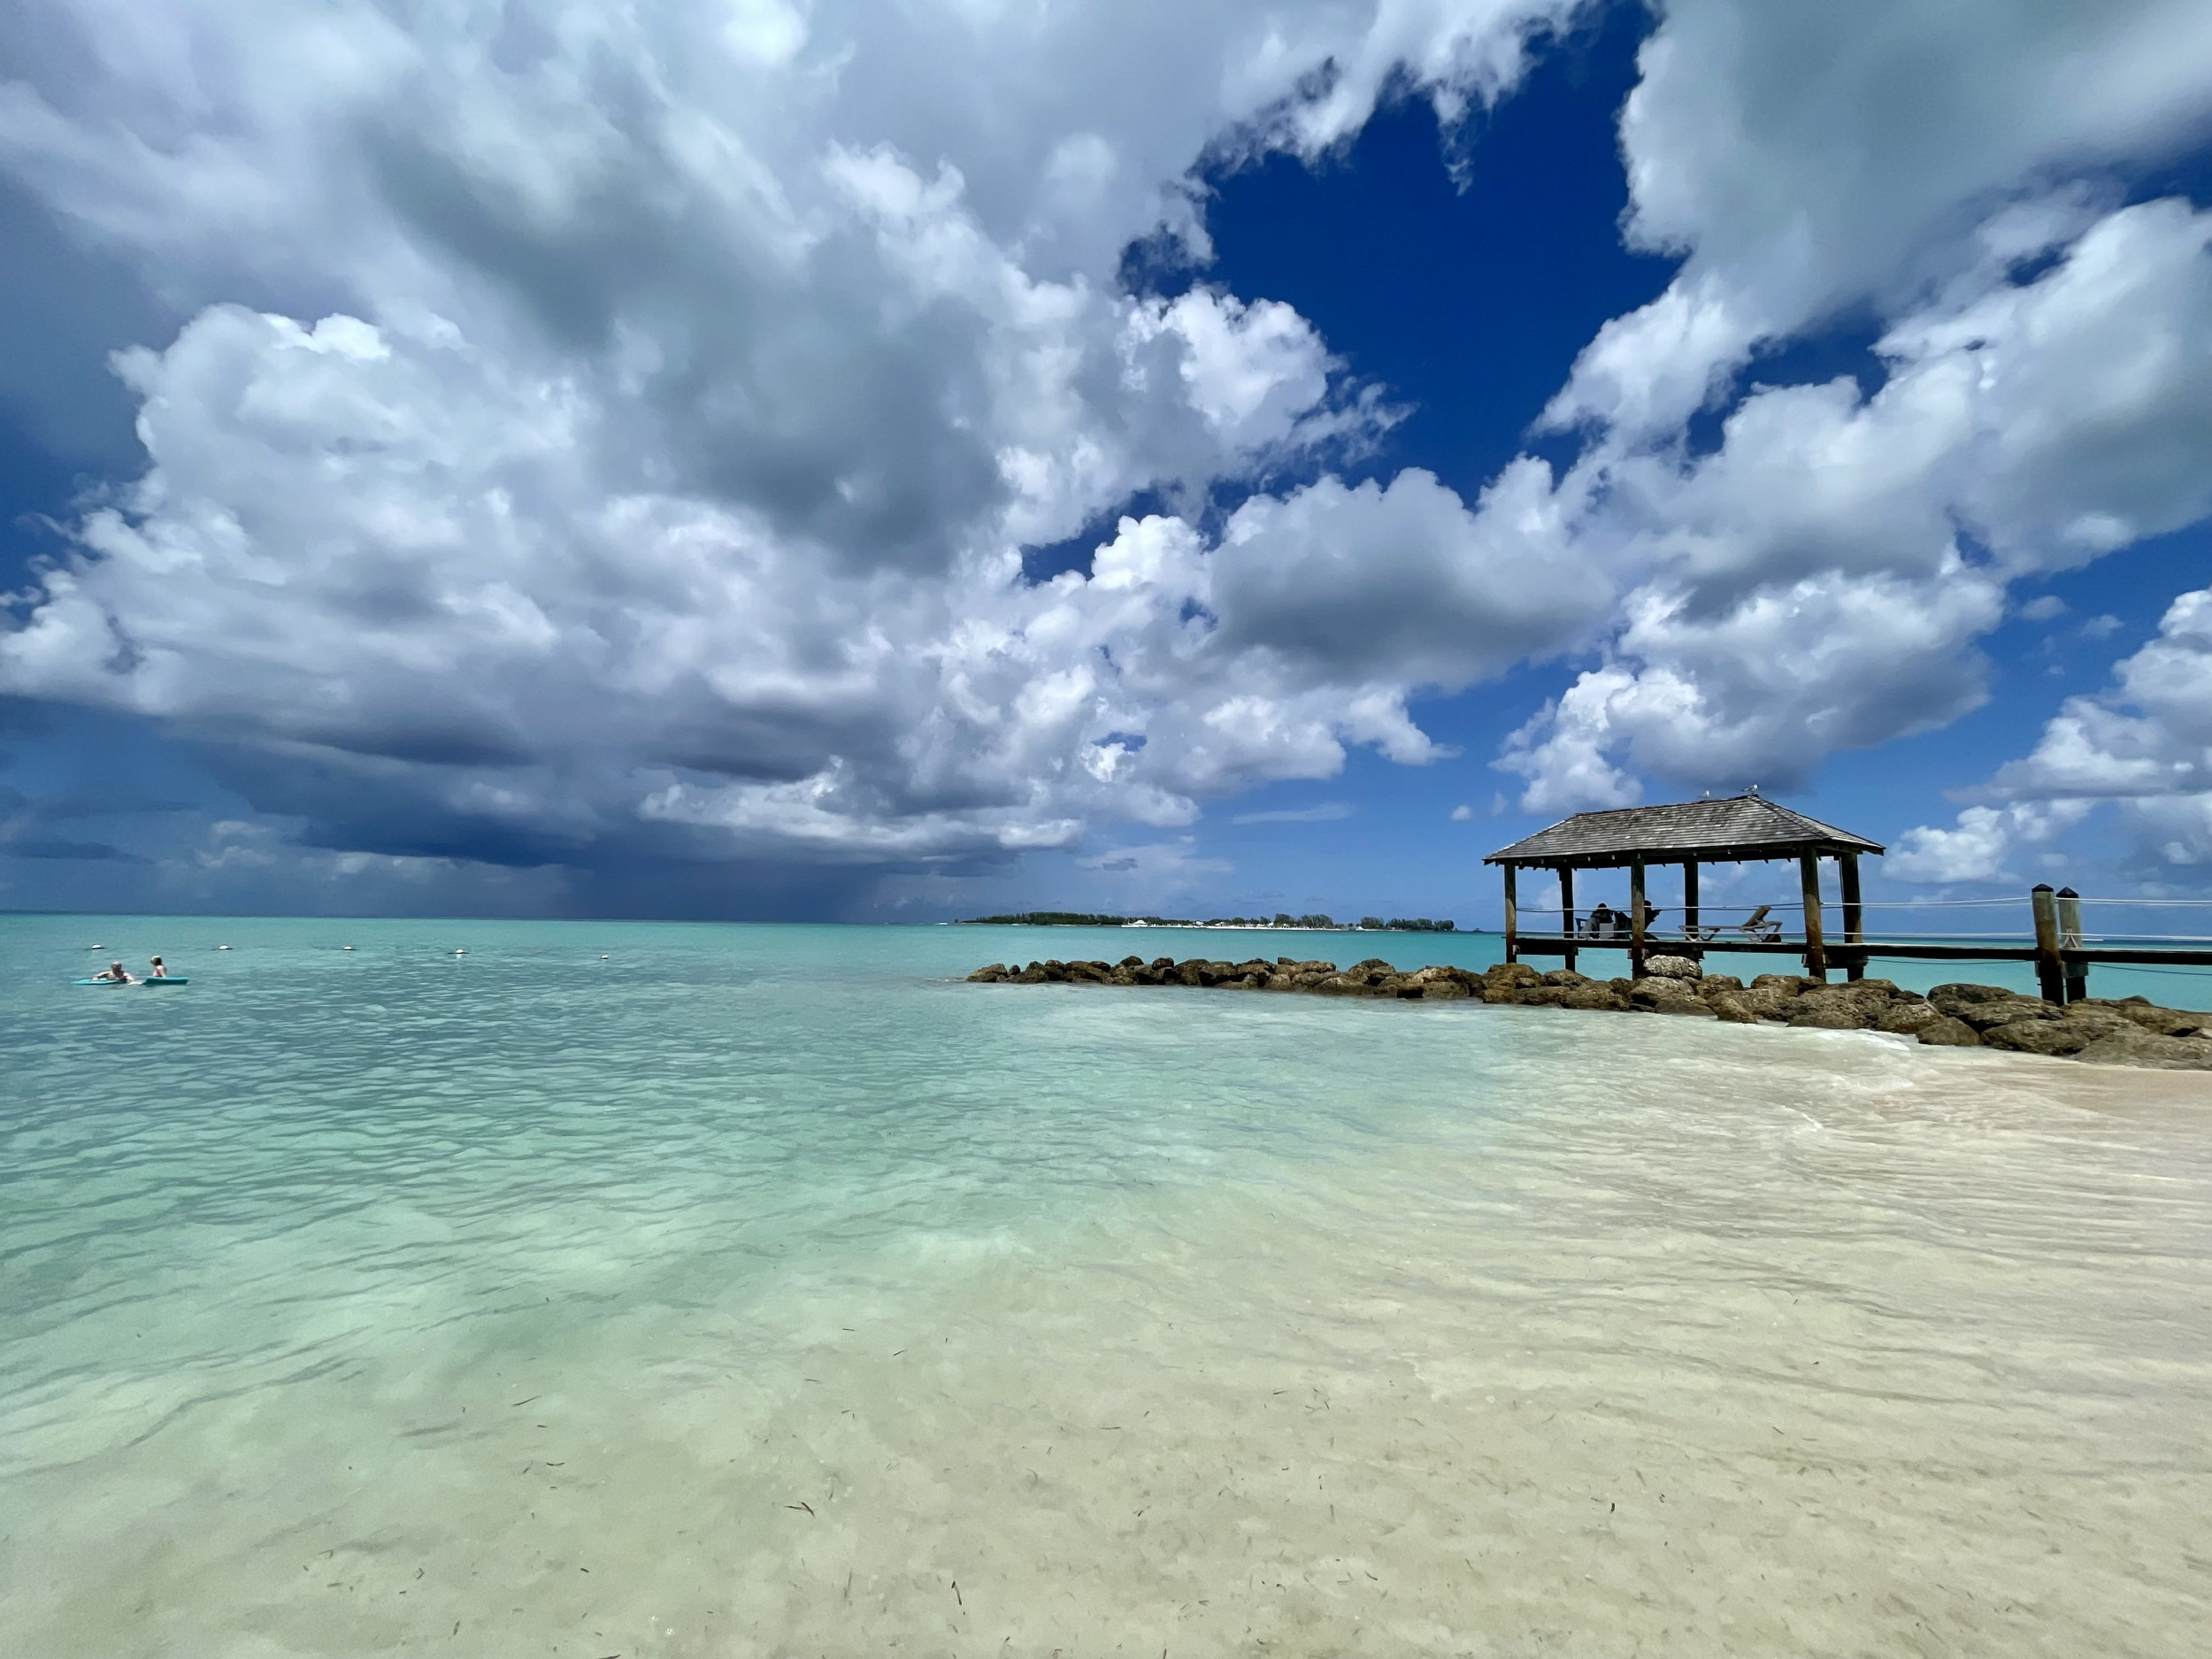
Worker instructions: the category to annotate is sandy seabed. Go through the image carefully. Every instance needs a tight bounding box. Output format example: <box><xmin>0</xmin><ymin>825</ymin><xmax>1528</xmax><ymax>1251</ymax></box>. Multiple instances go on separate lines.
<box><xmin>4</xmin><ymin>922</ymin><xmax>2210</xmax><ymax>1656</ymax></box>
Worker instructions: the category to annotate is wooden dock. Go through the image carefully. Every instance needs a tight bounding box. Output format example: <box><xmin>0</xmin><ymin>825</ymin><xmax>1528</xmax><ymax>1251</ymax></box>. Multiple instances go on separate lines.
<box><xmin>1486</xmin><ymin>793</ymin><xmax>2211</xmax><ymax>1003</ymax></box>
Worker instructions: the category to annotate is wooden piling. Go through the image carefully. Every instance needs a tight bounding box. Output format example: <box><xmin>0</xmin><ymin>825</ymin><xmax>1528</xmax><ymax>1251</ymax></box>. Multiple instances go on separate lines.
<box><xmin>1629</xmin><ymin>861</ymin><xmax>1647</xmax><ymax>979</ymax></box>
<box><xmin>1799</xmin><ymin>855</ymin><xmax>1827</xmax><ymax>981</ymax></box>
<box><xmin>1839</xmin><ymin>852</ymin><xmax>1864</xmax><ymax>982</ymax></box>
<box><xmin>1684</xmin><ymin>860</ymin><xmax>1700</xmax><ymax>945</ymax></box>
<box><xmin>2032</xmin><ymin>884</ymin><xmax>2063</xmax><ymax>1004</ymax></box>
<box><xmin>2057</xmin><ymin>887</ymin><xmax>2085</xmax><ymax>1003</ymax></box>
<box><xmin>1503</xmin><ymin>865</ymin><xmax>1518</xmax><ymax>964</ymax></box>
<box><xmin>1560</xmin><ymin>866</ymin><xmax>1578</xmax><ymax>973</ymax></box>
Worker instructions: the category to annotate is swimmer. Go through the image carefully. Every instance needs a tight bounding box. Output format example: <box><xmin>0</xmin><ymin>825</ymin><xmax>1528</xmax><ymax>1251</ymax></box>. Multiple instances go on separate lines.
<box><xmin>94</xmin><ymin>960</ymin><xmax>134</xmax><ymax>984</ymax></box>
<box><xmin>148</xmin><ymin>956</ymin><xmax>170</xmax><ymax>979</ymax></box>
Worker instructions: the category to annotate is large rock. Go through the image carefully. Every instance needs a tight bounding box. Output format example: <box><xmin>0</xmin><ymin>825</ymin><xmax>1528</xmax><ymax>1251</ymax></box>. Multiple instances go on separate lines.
<box><xmin>1778</xmin><ymin>982</ymin><xmax>1899</xmax><ymax>1028</ymax></box>
<box><xmin>1740</xmin><ymin>978</ymin><xmax>1806</xmax><ymax>1019</ymax></box>
<box><xmin>1876</xmin><ymin>1000</ymin><xmax>1944</xmax><ymax>1035</ymax></box>
<box><xmin>1642</xmin><ymin>954</ymin><xmax>1703</xmax><ymax>980</ymax></box>
<box><xmin>2073</xmin><ymin>1026</ymin><xmax>2212</xmax><ymax>1070</ymax></box>
<box><xmin>1485</xmin><ymin>963</ymin><xmax>1542</xmax><ymax>991</ymax></box>
<box><xmin>1916</xmin><ymin>1016</ymin><xmax>1983</xmax><ymax>1047</ymax></box>
<box><xmin>1629</xmin><ymin>978</ymin><xmax>1715</xmax><ymax>1016</ymax></box>
<box><xmin>2073</xmin><ymin>997</ymin><xmax>2212</xmax><ymax>1038</ymax></box>
<box><xmin>1540</xmin><ymin>968</ymin><xmax>1591</xmax><ymax>987</ymax></box>
<box><xmin>2057</xmin><ymin>1005</ymin><xmax>2135</xmax><ymax>1041</ymax></box>
<box><xmin>1562</xmin><ymin>983</ymin><xmax>1632</xmax><ymax>1011</ymax></box>
<box><xmin>1309</xmin><ymin>973</ymin><xmax>1373</xmax><ymax>996</ymax></box>
<box><xmin>966</xmin><ymin>964</ymin><xmax>1010</xmax><ymax>982</ymax></box>
<box><xmin>1509</xmin><ymin>985</ymin><xmax>1571</xmax><ymax>1007</ymax></box>
<box><xmin>1706</xmin><ymin>992</ymin><xmax>1762</xmax><ymax>1024</ymax></box>
<box><xmin>1981</xmin><ymin>1019</ymin><xmax>2094</xmax><ymax>1057</ymax></box>
<box><xmin>1929</xmin><ymin>984</ymin><xmax>2061</xmax><ymax>1030</ymax></box>
<box><xmin>1401</xmin><ymin>966</ymin><xmax>1478</xmax><ymax>1000</ymax></box>
<box><xmin>1786</xmin><ymin>994</ymin><xmax>1877</xmax><ymax>1030</ymax></box>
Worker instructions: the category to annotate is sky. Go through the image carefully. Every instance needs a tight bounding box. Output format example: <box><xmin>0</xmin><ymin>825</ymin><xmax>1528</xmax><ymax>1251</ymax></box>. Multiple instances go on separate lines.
<box><xmin>3</xmin><ymin>0</ymin><xmax>2212</xmax><ymax>925</ymax></box>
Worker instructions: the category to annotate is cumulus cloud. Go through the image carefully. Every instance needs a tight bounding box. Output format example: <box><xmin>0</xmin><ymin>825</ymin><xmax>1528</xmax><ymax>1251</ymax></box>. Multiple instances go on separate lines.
<box><xmin>0</xmin><ymin>0</ymin><xmax>1596</xmax><ymax>887</ymax></box>
<box><xmin>1502</xmin><ymin>187</ymin><xmax>2212</xmax><ymax>810</ymax></box>
<box><xmin>1888</xmin><ymin>803</ymin><xmax>2090</xmax><ymax>885</ymax></box>
<box><xmin>5</xmin><ymin>0</ymin><xmax>2212</xmax><ymax>900</ymax></box>
<box><xmin>1548</xmin><ymin>0</ymin><xmax>2212</xmax><ymax>437</ymax></box>
<box><xmin>1492</xmin><ymin>1</ymin><xmax>2212</xmax><ymax>814</ymax></box>
<box><xmin>1902</xmin><ymin>588</ymin><xmax>2212</xmax><ymax>872</ymax></box>
<box><xmin>1896</xmin><ymin>587</ymin><xmax>2212</xmax><ymax>875</ymax></box>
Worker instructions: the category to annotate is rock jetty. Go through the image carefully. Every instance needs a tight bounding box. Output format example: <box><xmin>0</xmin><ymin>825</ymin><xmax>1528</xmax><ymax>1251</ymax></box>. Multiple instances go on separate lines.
<box><xmin>964</xmin><ymin>953</ymin><xmax>2212</xmax><ymax>1070</ymax></box>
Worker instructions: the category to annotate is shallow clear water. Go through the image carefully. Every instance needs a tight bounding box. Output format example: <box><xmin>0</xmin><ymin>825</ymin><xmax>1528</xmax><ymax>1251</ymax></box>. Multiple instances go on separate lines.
<box><xmin>4</xmin><ymin>915</ymin><xmax>2210</xmax><ymax>1656</ymax></box>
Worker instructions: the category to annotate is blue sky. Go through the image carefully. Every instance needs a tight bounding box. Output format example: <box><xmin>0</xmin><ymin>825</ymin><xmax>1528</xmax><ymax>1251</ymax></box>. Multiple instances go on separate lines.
<box><xmin>4</xmin><ymin>0</ymin><xmax>2212</xmax><ymax>923</ymax></box>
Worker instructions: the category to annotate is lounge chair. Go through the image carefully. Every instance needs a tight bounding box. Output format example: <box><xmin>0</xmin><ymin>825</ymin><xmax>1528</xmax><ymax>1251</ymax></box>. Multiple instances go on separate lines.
<box><xmin>1682</xmin><ymin>904</ymin><xmax>1780</xmax><ymax>942</ymax></box>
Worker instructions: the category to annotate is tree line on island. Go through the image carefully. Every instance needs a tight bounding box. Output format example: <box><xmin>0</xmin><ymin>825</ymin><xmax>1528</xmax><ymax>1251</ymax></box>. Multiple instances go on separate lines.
<box><xmin>958</xmin><ymin>911</ymin><xmax>1456</xmax><ymax>932</ymax></box>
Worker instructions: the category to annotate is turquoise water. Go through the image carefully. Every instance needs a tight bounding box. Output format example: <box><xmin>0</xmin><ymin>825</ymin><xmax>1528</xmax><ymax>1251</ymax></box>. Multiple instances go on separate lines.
<box><xmin>4</xmin><ymin>914</ymin><xmax>2212</xmax><ymax>1655</ymax></box>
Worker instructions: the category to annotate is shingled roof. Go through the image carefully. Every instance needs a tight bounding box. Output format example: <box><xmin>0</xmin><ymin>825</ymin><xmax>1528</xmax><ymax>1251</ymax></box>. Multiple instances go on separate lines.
<box><xmin>1486</xmin><ymin>793</ymin><xmax>1883</xmax><ymax>869</ymax></box>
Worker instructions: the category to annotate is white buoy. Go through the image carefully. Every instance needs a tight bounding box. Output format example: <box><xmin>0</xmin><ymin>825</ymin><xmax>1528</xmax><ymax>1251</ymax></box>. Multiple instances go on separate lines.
<box><xmin>601</xmin><ymin>955</ymin><xmax>610</xmax><ymax>960</ymax></box>
<box><xmin>454</xmin><ymin>949</ymin><xmax>465</xmax><ymax>956</ymax></box>
<box><xmin>218</xmin><ymin>945</ymin><xmax>231</xmax><ymax>950</ymax></box>
<box><xmin>343</xmin><ymin>946</ymin><xmax>354</xmax><ymax>951</ymax></box>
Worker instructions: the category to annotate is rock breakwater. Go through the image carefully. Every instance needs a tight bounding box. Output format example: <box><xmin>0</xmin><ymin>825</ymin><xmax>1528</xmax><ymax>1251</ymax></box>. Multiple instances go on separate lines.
<box><xmin>964</xmin><ymin>954</ymin><xmax>2212</xmax><ymax>1070</ymax></box>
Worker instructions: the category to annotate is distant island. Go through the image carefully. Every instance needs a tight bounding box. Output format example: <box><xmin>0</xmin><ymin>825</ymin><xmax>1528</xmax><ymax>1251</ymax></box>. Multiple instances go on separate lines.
<box><xmin>958</xmin><ymin>911</ymin><xmax>1457</xmax><ymax>932</ymax></box>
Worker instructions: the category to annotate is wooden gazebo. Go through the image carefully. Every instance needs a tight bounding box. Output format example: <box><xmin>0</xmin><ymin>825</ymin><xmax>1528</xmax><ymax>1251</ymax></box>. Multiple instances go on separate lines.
<box><xmin>1486</xmin><ymin>792</ymin><xmax>1885</xmax><ymax>981</ymax></box>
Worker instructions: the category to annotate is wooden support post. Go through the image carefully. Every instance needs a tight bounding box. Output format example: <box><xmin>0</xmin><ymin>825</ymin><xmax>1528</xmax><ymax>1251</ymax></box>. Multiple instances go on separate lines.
<box><xmin>1839</xmin><ymin>852</ymin><xmax>1864</xmax><ymax>982</ymax></box>
<box><xmin>1560</xmin><ymin>866</ymin><xmax>1578</xmax><ymax>973</ymax></box>
<box><xmin>2032</xmin><ymin>884</ymin><xmax>2062</xmax><ymax>1004</ymax></box>
<box><xmin>2057</xmin><ymin>887</ymin><xmax>2085</xmax><ymax>1004</ymax></box>
<box><xmin>1502</xmin><ymin>865</ymin><xmax>1518</xmax><ymax>964</ymax></box>
<box><xmin>1799</xmin><ymin>855</ymin><xmax>1827</xmax><ymax>982</ymax></box>
<box><xmin>1629</xmin><ymin>861</ymin><xmax>1647</xmax><ymax>979</ymax></box>
<box><xmin>1683</xmin><ymin>860</ymin><xmax>1700</xmax><ymax>947</ymax></box>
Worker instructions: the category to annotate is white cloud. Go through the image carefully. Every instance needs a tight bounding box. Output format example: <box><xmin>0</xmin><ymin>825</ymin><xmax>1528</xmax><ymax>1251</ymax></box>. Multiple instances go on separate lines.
<box><xmin>1900</xmin><ymin>587</ymin><xmax>2212</xmax><ymax>875</ymax></box>
<box><xmin>1551</xmin><ymin>0</ymin><xmax>2212</xmax><ymax>436</ymax></box>
<box><xmin>5</xmin><ymin>0</ymin><xmax>2212</xmax><ymax>893</ymax></box>
<box><xmin>1890</xmin><ymin>801</ymin><xmax>2093</xmax><ymax>884</ymax></box>
<box><xmin>1501</xmin><ymin>2</ymin><xmax>2212</xmax><ymax>813</ymax></box>
<box><xmin>1502</xmin><ymin>193</ymin><xmax>2212</xmax><ymax>810</ymax></box>
<box><xmin>1995</xmin><ymin>589</ymin><xmax>2212</xmax><ymax>803</ymax></box>
<box><xmin>0</xmin><ymin>0</ymin><xmax>1594</xmax><ymax>881</ymax></box>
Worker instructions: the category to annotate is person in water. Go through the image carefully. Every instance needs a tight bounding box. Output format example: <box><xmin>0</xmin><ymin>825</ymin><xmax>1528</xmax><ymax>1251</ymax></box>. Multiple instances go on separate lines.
<box><xmin>94</xmin><ymin>960</ymin><xmax>134</xmax><ymax>983</ymax></box>
<box><xmin>149</xmin><ymin>956</ymin><xmax>169</xmax><ymax>979</ymax></box>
